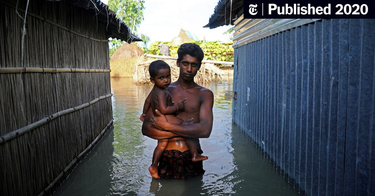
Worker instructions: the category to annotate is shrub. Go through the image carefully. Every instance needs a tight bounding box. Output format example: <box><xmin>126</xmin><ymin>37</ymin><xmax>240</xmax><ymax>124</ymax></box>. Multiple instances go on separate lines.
<box><xmin>148</xmin><ymin>41</ymin><xmax>234</xmax><ymax>62</ymax></box>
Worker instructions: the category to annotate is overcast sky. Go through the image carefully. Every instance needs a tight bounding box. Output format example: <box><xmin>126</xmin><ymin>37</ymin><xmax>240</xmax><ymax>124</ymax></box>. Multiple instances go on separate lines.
<box><xmin>102</xmin><ymin>0</ymin><xmax>233</xmax><ymax>43</ymax></box>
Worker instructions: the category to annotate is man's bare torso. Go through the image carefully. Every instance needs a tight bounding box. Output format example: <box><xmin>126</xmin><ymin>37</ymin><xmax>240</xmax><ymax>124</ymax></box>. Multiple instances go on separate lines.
<box><xmin>165</xmin><ymin>81</ymin><xmax>208</xmax><ymax>151</ymax></box>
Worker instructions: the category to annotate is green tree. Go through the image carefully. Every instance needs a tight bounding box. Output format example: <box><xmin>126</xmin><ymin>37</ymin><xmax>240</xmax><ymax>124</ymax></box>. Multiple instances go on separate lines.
<box><xmin>223</xmin><ymin>26</ymin><xmax>234</xmax><ymax>41</ymax></box>
<box><xmin>108</xmin><ymin>0</ymin><xmax>148</xmax><ymax>58</ymax></box>
<box><xmin>138</xmin><ymin>34</ymin><xmax>150</xmax><ymax>53</ymax></box>
<box><xmin>109</xmin><ymin>0</ymin><xmax>145</xmax><ymax>34</ymax></box>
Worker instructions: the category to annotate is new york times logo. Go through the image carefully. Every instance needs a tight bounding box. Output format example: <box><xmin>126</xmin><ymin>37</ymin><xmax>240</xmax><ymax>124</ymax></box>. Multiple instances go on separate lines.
<box><xmin>248</xmin><ymin>4</ymin><xmax>258</xmax><ymax>15</ymax></box>
<box><xmin>243</xmin><ymin>0</ymin><xmax>374</xmax><ymax>18</ymax></box>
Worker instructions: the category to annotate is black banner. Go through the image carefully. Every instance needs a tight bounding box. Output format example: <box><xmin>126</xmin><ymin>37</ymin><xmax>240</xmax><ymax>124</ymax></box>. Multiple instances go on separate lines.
<box><xmin>243</xmin><ymin>0</ymin><xmax>375</xmax><ymax>18</ymax></box>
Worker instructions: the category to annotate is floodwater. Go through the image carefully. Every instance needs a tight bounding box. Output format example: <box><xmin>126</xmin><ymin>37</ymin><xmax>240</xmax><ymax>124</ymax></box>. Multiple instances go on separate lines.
<box><xmin>54</xmin><ymin>78</ymin><xmax>299</xmax><ymax>196</ymax></box>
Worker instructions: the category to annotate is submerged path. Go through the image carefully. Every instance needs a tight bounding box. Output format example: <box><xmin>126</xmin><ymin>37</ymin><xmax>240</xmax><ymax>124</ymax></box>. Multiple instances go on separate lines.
<box><xmin>54</xmin><ymin>78</ymin><xmax>299</xmax><ymax>196</ymax></box>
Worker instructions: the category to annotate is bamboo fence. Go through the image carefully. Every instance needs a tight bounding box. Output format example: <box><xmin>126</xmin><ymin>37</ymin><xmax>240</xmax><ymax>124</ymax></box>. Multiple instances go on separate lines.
<box><xmin>134</xmin><ymin>56</ymin><xmax>226</xmax><ymax>85</ymax></box>
<box><xmin>0</xmin><ymin>0</ymin><xmax>117</xmax><ymax>195</ymax></box>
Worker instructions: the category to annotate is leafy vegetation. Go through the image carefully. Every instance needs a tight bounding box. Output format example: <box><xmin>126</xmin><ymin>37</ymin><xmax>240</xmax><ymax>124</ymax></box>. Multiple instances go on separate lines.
<box><xmin>107</xmin><ymin>0</ymin><xmax>233</xmax><ymax>62</ymax></box>
<box><xmin>108</xmin><ymin>0</ymin><xmax>145</xmax><ymax>34</ymax></box>
<box><xmin>149</xmin><ymin>41</ymin><xmax>234</xmax><ymax>62</ymax></box>
<box><xmin>108</xmin><ymin>0</ymin><xmax>149</xmax><ymax>58</ymax></box>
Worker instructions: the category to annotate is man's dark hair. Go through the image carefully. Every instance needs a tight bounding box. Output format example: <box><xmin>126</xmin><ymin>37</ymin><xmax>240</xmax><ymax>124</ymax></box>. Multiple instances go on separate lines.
<box><xmin>177</xmin><ymin>43</ymin><xmax>204</xmax><ymax>65</ymax></box>
<box><xmin>149</xmin><ymin>60</ymin><xmax>170</xmax><ymax>78</ymax></box>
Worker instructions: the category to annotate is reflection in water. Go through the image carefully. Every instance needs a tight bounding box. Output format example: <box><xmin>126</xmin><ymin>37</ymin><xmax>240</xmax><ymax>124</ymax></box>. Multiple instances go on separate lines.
<box><xmin>54</xmin><ymin>78</ymin><xmax>298</xmax><ymax>196</ymax></box>
<box><xmin>54</xmin><ymin>127</ymin><xmax>114</xmax><ymax>195</ymax></box>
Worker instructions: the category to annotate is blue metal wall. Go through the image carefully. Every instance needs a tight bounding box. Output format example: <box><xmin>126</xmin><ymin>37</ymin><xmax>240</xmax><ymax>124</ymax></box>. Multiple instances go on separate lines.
<box><xmin>232</xmin><ymin>19</ymin><xmax>375</xmax><ymax>196</ymax></box>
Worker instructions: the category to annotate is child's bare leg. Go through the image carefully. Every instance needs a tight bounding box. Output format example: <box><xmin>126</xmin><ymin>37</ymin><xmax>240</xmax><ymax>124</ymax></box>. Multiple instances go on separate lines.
<box><xmin>149</xmin><ymin>139</ymin><xmax>168</xmax><ymax>179</ymax></box>
<box><xmin>165</xmin><ymin>114</ymin><xmax>183</xmax><ymax>124</ymax></box>
<box><xmin>185</xmin><ymin>138</ymin><xmax>208</xmax><ymax>162</ymax></box>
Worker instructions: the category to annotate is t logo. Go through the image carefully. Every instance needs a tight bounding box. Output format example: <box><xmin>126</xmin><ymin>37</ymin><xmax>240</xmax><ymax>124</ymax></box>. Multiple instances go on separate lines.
<box><xmin>248</xmin><ymin>4</ymin><xmax>258</xmax><ymax>15</ymax></box>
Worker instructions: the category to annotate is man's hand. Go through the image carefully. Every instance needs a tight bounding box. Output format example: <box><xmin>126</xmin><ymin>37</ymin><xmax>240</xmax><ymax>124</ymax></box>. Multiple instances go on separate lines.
<box><xmin>139</xmin><ymin>113</ymin><xmax>146</xmax><ymax>122</ymax></box>
<box><xmin>181</xmin><ymin>118</ymin><xmax>194</xmax><ymax>125</ymax></box>
<box><xmin>151</xmin><ymin>109</ymin><xmax>168</xmax><ymax>131</ymax></box>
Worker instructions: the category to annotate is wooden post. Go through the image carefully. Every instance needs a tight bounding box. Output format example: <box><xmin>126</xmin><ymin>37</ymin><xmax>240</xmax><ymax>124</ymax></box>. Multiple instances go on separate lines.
<box><xmin>202</xmin><ymin>63</ymin><xmax>206</xmax><ymax>86</ymax></box>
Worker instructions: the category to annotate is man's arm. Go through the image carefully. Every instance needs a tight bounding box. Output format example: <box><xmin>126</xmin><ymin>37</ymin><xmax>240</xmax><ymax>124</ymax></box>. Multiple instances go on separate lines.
<box><xmin>152</xmin><ymin>90</ymin><xmax>214</xmax><ymax>138</ymax></box>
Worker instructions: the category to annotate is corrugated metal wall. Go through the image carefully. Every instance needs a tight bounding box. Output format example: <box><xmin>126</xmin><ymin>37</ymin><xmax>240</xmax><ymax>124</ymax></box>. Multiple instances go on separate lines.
<box><xmin>232</xmin><ymin>19</ymin><xmax>375</xmax><ymax>196</ymax></box>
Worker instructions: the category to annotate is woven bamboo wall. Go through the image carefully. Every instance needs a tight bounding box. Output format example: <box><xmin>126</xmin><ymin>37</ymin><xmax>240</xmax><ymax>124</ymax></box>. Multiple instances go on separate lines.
<box><xmin>0</xmin><ymin>0</ymin><xmax>114</xmax><ymax>195</ymax></box>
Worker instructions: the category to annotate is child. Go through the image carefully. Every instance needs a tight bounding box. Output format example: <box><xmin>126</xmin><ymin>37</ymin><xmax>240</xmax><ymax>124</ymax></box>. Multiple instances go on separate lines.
<box><xmin>141</xmin><ymin>60</ymin><xmax>208</xmax><ymax>179</ymax></box>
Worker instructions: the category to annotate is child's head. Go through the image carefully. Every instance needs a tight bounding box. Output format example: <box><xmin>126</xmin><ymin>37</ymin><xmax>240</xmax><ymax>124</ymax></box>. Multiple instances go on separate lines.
<box><xmin>149</xmin><ymin>60</ymin><xmax>171</xmax><ymax>89</ymax></box>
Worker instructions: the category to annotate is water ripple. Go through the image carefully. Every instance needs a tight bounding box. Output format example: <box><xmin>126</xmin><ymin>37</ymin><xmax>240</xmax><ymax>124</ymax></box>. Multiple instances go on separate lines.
<box><xmin>54</xmin><ymin>79</ymin><xmax>299</xmax><ymax>196</ymax></box>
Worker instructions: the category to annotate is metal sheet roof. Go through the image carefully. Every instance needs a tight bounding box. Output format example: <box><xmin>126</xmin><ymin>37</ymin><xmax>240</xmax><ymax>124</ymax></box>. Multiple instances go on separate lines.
<box><xmin>204</xmin><ymin>0</ymin><xmax>243</xmax><ymax>29</ymax></box>
<box><xmin>205</xmin><ymin>0</ymin><xmax>320</xmax><ymax>48</ymax></box>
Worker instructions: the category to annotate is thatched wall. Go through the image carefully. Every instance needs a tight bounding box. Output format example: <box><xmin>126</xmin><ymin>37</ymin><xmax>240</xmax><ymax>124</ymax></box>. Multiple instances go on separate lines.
<box><xmin>0</xmin><ymin>0</ymin><xmax>117</xmax><ymax>195</ymax></box>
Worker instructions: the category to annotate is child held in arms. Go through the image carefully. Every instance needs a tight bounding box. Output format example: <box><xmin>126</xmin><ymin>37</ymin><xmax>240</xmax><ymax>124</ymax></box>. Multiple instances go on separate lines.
<box><xmin>140</xmin><ymin>60</ymin><xmax>208</xmax><ymax>179</ymax></box>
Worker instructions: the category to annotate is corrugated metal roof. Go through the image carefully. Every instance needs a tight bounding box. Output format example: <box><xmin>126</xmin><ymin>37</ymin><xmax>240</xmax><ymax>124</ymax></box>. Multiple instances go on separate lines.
<box><xmin>204</xmin><ymin>0</ymin><xmax>243</xmax><ymax>29</ymax></box>
<box><xmin>66</xmin><ymin>0</ymin><xmax>141</xmax><ymax>42</ymax></box>
<box><xmin>205</xmin><ymin>0</ymin><xmax>319</xmax><ymax>47</ymax></box>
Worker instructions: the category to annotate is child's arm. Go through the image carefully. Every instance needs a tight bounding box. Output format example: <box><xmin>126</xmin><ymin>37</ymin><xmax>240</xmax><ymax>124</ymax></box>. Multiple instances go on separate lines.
<box><xmin>156</xmin><ymin>90</ymin><xmax>185</xmax><ymax>115</ymax></box>
<box><xmin>140</xmin><ymin>93</ymin><xmax>151</xmax><ymax>122</ymax></box>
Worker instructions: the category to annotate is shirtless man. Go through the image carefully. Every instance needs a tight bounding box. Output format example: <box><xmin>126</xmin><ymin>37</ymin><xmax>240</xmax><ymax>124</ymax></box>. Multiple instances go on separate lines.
<box><xmin>141</xmin><ymin>60</ymin><xmax>208</xmax><ymax>179</ymax></box>
<box><xmin>141</xmin><ymin>43</ymin><xmax>214</xmax><ymax>179</ymax></box>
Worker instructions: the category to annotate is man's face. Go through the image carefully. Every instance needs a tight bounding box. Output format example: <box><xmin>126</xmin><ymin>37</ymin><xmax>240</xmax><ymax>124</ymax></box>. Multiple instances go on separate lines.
<box><xmin>177</xmin><ymin>55</ymin><xmax>200</xmax><ymax>81</ymax></box>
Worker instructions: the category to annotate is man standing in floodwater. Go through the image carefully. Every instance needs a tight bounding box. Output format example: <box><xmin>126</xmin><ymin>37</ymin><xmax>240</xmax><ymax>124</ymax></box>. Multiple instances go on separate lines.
<box><xmin>141</xmin><ymin>43</ymin><xmax>214</xmax><ymax>179</ymax></box>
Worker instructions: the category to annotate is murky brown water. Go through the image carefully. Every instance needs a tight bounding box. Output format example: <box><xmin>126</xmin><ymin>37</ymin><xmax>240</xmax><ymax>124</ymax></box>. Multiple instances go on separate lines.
<box><xmin>54</xmin><ymin>78</ymin><xmax>299</xmax><ymax>196</ymax></box>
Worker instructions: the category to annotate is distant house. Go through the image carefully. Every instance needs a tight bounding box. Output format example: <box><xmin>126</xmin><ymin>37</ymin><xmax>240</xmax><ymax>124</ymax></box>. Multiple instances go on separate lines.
<box><xmin>206</xmin><ymin>1</ymin><xmax>375</xmax><ymax>195</ymax></box>
<box><xmin>171</xmin><ymin>29</ymin><xmax>198</xmax><ymax>45</ymax></box>
<box><xmin>0</xmin><ymin>0</ymin><xmax>140</xmax><ymax>195</ymax></box>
